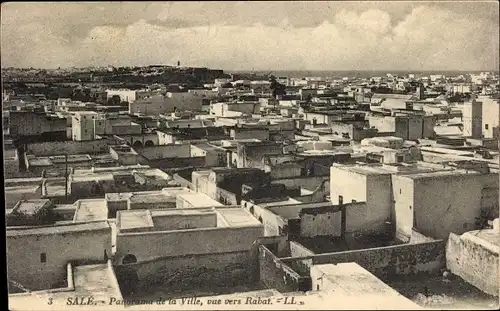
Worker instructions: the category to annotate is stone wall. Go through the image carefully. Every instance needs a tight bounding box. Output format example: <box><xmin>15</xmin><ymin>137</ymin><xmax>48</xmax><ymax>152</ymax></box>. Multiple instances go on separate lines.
<box><xmin>216</xmin><ymin>187</ymin><xmax>238</xmax><ymax>205</ymax></box>
<box><xmin>289</xmin><ymin>241</ymin><xmax>314</xmax><ymax>275</ymax></box>
<box><xmin>314</xmin><ymin>240</ymin><xmax>445</xmax><ymax>279</ymax></box>
<box><xmin>115</xmin><ymin>226</ymin><xmax>263</xmax><ymax>263</ymax></box>
<box><xmin>258</xmin><ymin>245</ymin><xmax>310</xmax><ymax>293</ymax></box>
<box><xmin>281</xmin><ymin>240</ymin><xmax>446</xmax><ymax>281</ymax></box>
<box><xmin>26</xmin><ymin>140</ymin><xmax>108</xmax><ymax>156</ymax></box>
<box><xmin>6</xmin><ymin>223</ymin><xmax>111</xmax><ymax>291</ymax></box>
<box><xmin>114</xmin><ymin>251</ymin><xmax>256</xmax><ymax>297</ymax></box>
<box><xmin>446</xmin><ymin>232</ymin><xmax>499</xmax><ymax>297</ymax></box>
<box><xmin>271</xmin><ymin>176</ymin><xmax>329</xmax><ymax>192</ymax></box>
<box><xmin>148</xmin><ymin>156</ymin><xmax>206</xmax><ymax>170</ymax></box>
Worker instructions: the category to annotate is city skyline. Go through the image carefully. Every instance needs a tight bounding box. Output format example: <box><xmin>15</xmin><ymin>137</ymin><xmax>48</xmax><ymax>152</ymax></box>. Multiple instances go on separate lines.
<box><xmin>1</xmin><ymin>1</ymin><xmax>499</xmax><ymax>71</ymax></box>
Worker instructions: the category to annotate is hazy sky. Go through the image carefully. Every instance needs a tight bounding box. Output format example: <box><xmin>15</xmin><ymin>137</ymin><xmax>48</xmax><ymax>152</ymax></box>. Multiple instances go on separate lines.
<box><xmin>1</xmin><ymin>1</ymin><xmax>499</xmax><ymax>70</ymax></box>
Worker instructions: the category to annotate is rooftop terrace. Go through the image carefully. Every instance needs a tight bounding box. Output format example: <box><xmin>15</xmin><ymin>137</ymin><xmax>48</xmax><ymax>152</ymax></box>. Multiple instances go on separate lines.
<box><xmin>73</xmin><ymin>199</ymin><xmax>108</xmax><ymax>222</ymax></box>
<box><xmin>6</xmin><ymin>221</ymin><xmax>110</xmax><ymax>237</ymax></box>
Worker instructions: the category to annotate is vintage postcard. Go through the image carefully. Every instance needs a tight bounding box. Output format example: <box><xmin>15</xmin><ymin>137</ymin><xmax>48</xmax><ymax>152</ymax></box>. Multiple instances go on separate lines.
<box><xmin>2</xmin><ymin>1</ymin><xmax>499</xmax><ymax>310</ymax></box>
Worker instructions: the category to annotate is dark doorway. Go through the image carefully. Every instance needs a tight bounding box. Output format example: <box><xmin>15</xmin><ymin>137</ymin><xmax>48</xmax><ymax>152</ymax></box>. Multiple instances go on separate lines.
<box><xmin>122</xmin><ymin>254</ymin><xmax>137</xmax><ymax>265</ymax></box>
<box><xmin>132</xmin><ymin>141</ymin><xmax>143</xmax><ymax>149</ymax></box>
<box><xmin>90</xmin><ymin>182</ymin><xmax>105</xmax><ymax>196</ymax></box>
<box><xmin>144</xmin><ymin>140</ymin><xmax>154</xmax><ymax>147</ymax></box>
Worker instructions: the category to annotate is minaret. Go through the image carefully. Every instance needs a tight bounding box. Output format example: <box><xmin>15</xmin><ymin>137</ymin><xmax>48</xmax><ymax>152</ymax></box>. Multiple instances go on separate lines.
<box><xmin>416</xmin><ymin>83</ymin><xmax>425</xmax><ymax>100</ymax></box>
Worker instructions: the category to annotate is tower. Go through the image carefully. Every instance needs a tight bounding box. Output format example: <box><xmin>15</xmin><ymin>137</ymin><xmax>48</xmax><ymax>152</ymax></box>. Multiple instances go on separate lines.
<box><xmin>462</xmin><ymin>96</ymin><xmax>482</xmax><ymax>138</ymax></box>
<box><xmin>416</xmin><ymin>83</ymin><xmax>425</xmax><ymax>100</ymax></box>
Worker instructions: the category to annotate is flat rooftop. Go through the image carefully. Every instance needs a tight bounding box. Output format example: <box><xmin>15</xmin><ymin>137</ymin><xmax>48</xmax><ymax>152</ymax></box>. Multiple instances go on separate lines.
<box><xmin>177</xmin><ymin>192</ymin><xmax>223</xmax><ymax>208</ymax></box>
<box><xmin>28</xmin><ymin>157</ymin><xmax>53</xmax><ymax>167</ymax></box>
<box><xmin>161</xmin><ymin>187</ymin><xmax>193</xmax><ymax>196</ymax></box>
<box><xmin>13</xmin><ymin>199</ymin><xmax>50</xmax><ymax>215</ymax></box>
<box><xmin>4</xmin><ymin>184</ymin><xmax>41</xmax><ymax>193</ymax></box>
<box><xmin>6</xmin><ymin>221</ymin><xmax>110</xmax><ymax>237</ymax></box>
<box><xmin>27</xmin><ymin>154</ymin><xmax>94</xmax><ymax>167</ymax></box>
<box><xmin>313</xmin><ymin>263</ymin><xmax>422</xmax><ymax>308</ymax></box>
<box><xmin>268</xmin><ymin>202</ymin><xmax>335</xmax><ymax>220</ymax></box>
<box><xmin>217</xmin><ymin>208</ymin><xmax>262</xmax><ymax>227</ymax></box>
<box><xmin>117</xmin><ymin>210</ymin><xmax>154</xmax><ymax>231</ymax></box>
<box><xmin>50</xmin><ymin>154</ymin><xmax>92</xmax><ymax>164</ymax></box>
<box><xmin>399</xmin><ymin>168</ymin><xmax>482</xmax><ymax>179</ymax></box>
<box><xmin>72</xmin><ymin>166</ymin><xmax>170</xmax><ymax>182</ymax></box>
<box><xmin>128</xmin><ymin>192</ymin><xmax>176</xmax><ymax>204</ymax></box>
<box><xmin>151</xmin><ymin>208</ymin><xmax>214</xmax><ymax>217</ymax></box>
<box><xmin>9</xmin><ymin>263</ymin><xmax>122</xmax><ymax>310</ymax></box>
<box><xmin>387</xmin><ymin>273</ymin><xmax>498</xmax><ymax>309</ymax></box>
<box><xmin>73</xmin><ymin>199</ymin><xmax>108</xmax><ymax>222</ymax></box>
<box><xmin>257</xmin><ymin>198</ymin><xmax>303</xmax><ymax>208</ymax></box>
<box><xmin>333</xmin><ymin>162</ymin><xmax>459</xmax><ymax>176</ymax></box>
<box><xmin>44</xmin><ymin>180</ymin><xmax>67</xmax><ymax>197</ymax></box>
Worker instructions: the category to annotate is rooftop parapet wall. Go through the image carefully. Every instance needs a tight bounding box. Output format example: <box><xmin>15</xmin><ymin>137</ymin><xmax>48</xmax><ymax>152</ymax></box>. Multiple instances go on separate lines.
<box><xmin>258</xmin><ymin>245</ymin><xmax>311</xmax><ymax>293</ymax></box>
<box><xmin>26</xmin><ymin>139</ymin><xmax>109</xmax><ymax>156</ymax></box>
<box><xmin>446</xmin><ymin>231</ymin><xmax>499</xmax><ymax>297</ymax></box>
<box><xmin>280</xmin><ymin>240</ymin><xmax>446</xmax><ymax>281</ymax></box>
<box><xmin>115</xmin><ymin>225</ymin><xmax>263</xmax><ymax>263</ymax></box>
<box><xmin>114</xmin><ymin>251</ymin><xmax>255</xmax><ymax>297</ymax></box>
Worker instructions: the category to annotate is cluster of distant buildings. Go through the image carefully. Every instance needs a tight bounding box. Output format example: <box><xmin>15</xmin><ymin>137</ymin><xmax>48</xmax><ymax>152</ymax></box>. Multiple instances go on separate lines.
<box><xmin>3</xmin><ymin>68</ymin><xmax>500</xmax><ymax>309</ymax></box>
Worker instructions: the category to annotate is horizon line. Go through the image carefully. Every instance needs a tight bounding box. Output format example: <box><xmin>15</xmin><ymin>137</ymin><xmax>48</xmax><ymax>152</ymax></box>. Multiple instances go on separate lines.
<box><xmin>2</xmin><ymin>66</ymin><xmax>499</xmax><ymax>73</ymax></box>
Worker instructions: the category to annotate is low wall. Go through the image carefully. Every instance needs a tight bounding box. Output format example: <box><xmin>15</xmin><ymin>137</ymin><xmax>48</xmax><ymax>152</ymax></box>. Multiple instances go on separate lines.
<box><xmin>410</xmin><ymin>229</ymin><xmax>436</xmax><ymax>244</ymax></box>
<box><xmin>115</xmin><ymin>226</ymin><xmax>263</xmax><ymax>263</ymax></box>
<box><xmin>259</xmin><ymin>245</ymin><xmax>310</xmax><ymax>293</ymax></box>
<box><xmin>3</xmin><ymin>157</ymin><xmax>20</xmax><ymax>178</ymax></box>
<box><xmin>149</xmin><ymin>157</ymin><xmax>206</xmax><ymax>169</ymax></box>
<box><xmin>172</xmin><ymin>173</ymin><xmax>194</xmax><ymax>189</ymax></box>
<box><xmin>281</xmin><ymin>240</ymin><xmax>446</xmax><ymax>281</ymax></box>
<box><xmin>114</xmin><ymin>251</ymin><xmax>256</xmax><ymax>297</ymax></box>
<box><xmin>271</xmin><ymin>176</ymin><xmax>329</xmax><ymax>192</ymax></box>
<box><xmin>26</xmin><ymin>140</ymin><xmax>108</xmax><ymax>156</ymax></box>
<box><xmin>293</xmin><ymin>180</ymin><xmax>330</xmax><ymax>203</ymax></box>
<box><xmin>254</xmin><ymin>235</ymin><xmax>290</xmax><ymax>257</ymax></box>
<box><xmin>289</xmin><ymin>241</ymin><xmax>314</xmax><ymax>276</ymax></box>
<box><xmin>446</xmin><ymin>232</ymin><xmax>499</xmax><ymax>297</ymax></box>
<box><xmin>216</xmin><ymin>187</ymin><xmax>238</xmax><ymax>205</ymax></box>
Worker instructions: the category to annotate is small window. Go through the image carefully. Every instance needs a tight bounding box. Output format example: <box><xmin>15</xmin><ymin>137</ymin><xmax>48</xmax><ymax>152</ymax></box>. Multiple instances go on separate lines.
<box><xmin>338</xmin><ymin>195</ymin><xmax>343</xmax><ymax>205</ymax></box>
<box><xmin>485</xmin><ymin>124</ymin><xmax>489</xmax><ymax>130</ymax></box>
<box><xmin>409</xmin><ymin>205</ymin><xmax>412</xmax><ymax>210</ymax></box>
<box><xmin>400</xmin><ymin>189</ymin><xmax>402</xmax><ymax>194</ymax></box>
<box><xmin>317</xmin><ymin>285</ymin><xmax>320</xmax><ymax>290</ymax></box>
<box><xmin>40</xmin><ymin>253</ymin><xmax>47</xmax><ymax>263</ymax></box>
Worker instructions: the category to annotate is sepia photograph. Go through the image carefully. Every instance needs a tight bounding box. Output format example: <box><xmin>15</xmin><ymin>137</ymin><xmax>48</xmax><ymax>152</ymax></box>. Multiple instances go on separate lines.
<box><xmin>2</xmin><ymin>1</ymin><xmax>499</xmax><ymax>310</ymax></box>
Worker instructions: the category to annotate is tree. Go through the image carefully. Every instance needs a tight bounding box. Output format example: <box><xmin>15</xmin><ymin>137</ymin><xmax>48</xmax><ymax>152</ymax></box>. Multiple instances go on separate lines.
<box><xmin>269</xmin><ymin>76</ymin><xmax>285</xmax><ymax>99</ymax></box>
<box><xmin>107</xmin><ymin>95</ymin><xmax>122</xmax><ymax>106</ymax></box>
